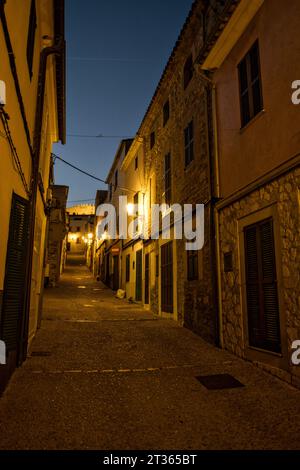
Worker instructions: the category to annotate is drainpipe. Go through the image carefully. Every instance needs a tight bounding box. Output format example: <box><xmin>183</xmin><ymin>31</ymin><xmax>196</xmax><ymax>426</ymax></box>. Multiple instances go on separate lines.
<box><xmin>21</xmin><ymin>38</ymin><xmax>65</xmax><ymax>364</ymax></box>
<box><xmin>196</xmin><ymin>66</ymin><xmax>223</xmax><ymax>348</ymax></box>
<box><xmin>211</xmin><ymin>84</ymin><xmax>224</xmax><ymax>349</ymax></box>
<box><xmin>204</xmin><ymin>83</ymin><xmax>219</xmax><ymax>347</ymax></box>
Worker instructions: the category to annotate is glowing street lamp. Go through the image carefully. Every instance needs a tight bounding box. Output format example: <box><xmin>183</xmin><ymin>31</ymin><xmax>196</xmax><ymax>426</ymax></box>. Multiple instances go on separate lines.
<box><xmin>127</xmin><ymin>203</ymin><xmax>134</xmax><ymax>216</ymax></box>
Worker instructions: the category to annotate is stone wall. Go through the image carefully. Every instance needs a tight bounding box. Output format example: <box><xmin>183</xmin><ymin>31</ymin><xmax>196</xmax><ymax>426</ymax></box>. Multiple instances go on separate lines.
<box><xmin>219</xmin><ymin>166</ymin><xmax>300</xmax><ymax>383</ymax></box>
<box><xmin>48</xmin><ymin>240</ymin><xmax>61</xmax><ymax>287</ymax></box>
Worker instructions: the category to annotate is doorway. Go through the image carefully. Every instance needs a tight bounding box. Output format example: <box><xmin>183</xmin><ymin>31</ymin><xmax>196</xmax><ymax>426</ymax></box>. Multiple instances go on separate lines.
<box><xmin>135</xmin><ymin>249</ymin><xmax>142</xmax><ymax>301</ymax></box>
<box><xmin>0</xmin><ymin>194</ymin><xmax>29</xmax><ymax>392</ymax></box>
<box><xmin>112</xmin><ymin>255</ymin><xmax>119</xmax><ymax>291</ymax></box>
<box><xmin>161</xmin><ymin>241</ymin><xmax>173</xmax><ymax>313</ymax></box>
<box><xmin>144</xmin><ymin>253</ymin><xmax>150</xmax><ymax>305</ymax></box>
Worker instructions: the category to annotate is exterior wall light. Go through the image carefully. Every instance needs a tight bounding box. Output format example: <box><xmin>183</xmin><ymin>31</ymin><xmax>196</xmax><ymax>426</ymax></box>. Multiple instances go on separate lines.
<box><xmin>127</xmin><ymin>203</ymin><xmax>134</xmax><ymax>215</ymax></box>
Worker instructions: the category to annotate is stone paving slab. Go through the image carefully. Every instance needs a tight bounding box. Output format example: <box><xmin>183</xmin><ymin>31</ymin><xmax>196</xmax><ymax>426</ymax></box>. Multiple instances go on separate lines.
<box><xmin>0</xmin><ymin>255</ymin><xmax>299</xmax><ymax>450</ymax></box>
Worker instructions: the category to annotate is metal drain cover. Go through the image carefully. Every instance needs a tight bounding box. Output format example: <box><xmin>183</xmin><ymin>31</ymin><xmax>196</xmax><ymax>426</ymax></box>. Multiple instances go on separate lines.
<box><xmin>30</xmin><ymin>351</ymin><xmax>52</xmax><ymax>357</ymax></box>
<box><xmin>195</xmin><ymin>373</ymin><xmax>244</xmax><ymax>390</ymax></box>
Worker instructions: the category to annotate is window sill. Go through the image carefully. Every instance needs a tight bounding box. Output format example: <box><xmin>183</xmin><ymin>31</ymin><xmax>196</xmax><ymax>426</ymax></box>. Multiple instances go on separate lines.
<box><xmin>240</xmin><ymin>109</ymin><xmax>265</xmax><ymax>134</ymax></box>
<box><xmin>248</xmin><ymin>345</ymin><xmax>282</xmax><ymax>358</ymax></box>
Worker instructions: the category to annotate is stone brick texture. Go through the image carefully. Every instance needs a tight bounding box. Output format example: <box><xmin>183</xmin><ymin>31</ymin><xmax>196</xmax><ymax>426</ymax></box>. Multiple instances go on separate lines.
<box><xmin>219</xmin><ymin>167</ymin><xmax>300</xmax><ymax>382</ymax></box>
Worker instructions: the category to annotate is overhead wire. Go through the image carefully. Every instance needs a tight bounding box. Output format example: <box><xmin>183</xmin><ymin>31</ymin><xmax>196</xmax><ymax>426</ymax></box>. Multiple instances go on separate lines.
<box><xmin>51</xmin><ymin>153</ymin><xmax>136</xmax><ymax>194</ymax></box>
<box><xmin>0</xmin><ymin>107</ymin><xmax>31</xmax><ymax>197</ymax></box>
<box><xmin>67</xmin><ymin>133</ymin><xmax>132</xmax><ymax>139</ymax></box>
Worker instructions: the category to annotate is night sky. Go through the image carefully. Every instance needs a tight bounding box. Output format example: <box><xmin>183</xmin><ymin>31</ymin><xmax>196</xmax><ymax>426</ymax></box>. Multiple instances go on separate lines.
<box><xmin>53</xmin><ymin>0</ymin><xmax>194</xmax><ymax>205</ymax></box>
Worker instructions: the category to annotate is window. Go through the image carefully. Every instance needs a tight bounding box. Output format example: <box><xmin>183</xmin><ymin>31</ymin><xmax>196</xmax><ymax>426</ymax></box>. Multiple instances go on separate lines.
<box><xmin>150</xmin><ymin>131</ymin><xmax>155</xmax><ymax>149</ymax></box>
<box><xmin>238</xmin><ymin>40</ymin><xmax>263</xmax><ymax>127</ymax></box>
<box><xmin>184</xmin><ymin>120</ymin><xmax>194</xmax><ymax>167</ymax></box>
<box><xmin>114</xmin><ymin>170</ymin><xmax>118</xmax><ymax>190</ymax></box>
<box><xmin>244</xmin><ymin>218</ymin><xmax>281</xmax><ymax>353</ymax></box>
<box><xmin>135</xmin><ymin>155</ymin><xmax>138</xmax><ymax>170</ymax></box>
<box><xmin>183</xmin><ymin>54</ymin><xmax>193</xmax><ymax>89</ymax></box>
<box><xmin>27</xmin><ymin>0</ymin><xmax>37</xmax><ymax>79</ymax></box>
<box><xmin>126</xmin><ymin>254</ymin><xmax>130</xmax><ymax>282</ymax></box>
<box><xmin>163</xmin><ymin>100</ymin><xmax>170</xmax><ymax>126</ymax></box>
<box><xmin>163</xmin><ymin>153</ymin><xmax>171</xmax><ymax>205</ymax></box>
<box><xmin>161</xmin><ymin>242</ymin><xmax>173</xmax><ymax>313</ymax></box>
<box><xmin>224</xmin><ymin>252</ymin><xmax>233</xmax><ymax>272</ymax></box>
<box><xmin>187</xmin><ymin>250</ymin><xmax>198</xmax><ymax>280</ymax></box>
<box><xmin>109</xmin><ymin>183</ymin><xmax>112</xmax><ymax>200</ymax></box>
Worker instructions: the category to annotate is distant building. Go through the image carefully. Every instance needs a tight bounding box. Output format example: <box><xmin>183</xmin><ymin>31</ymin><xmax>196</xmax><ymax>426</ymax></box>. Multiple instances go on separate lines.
<box><xmin>67</xmin><ymin>204</ymin><xmax>95</xmax><ymax>216</ymax></box>
<box><xmin>67</xmin><ymin>206</ymin><xmax>94</xmax><ymax>255</ymax></box>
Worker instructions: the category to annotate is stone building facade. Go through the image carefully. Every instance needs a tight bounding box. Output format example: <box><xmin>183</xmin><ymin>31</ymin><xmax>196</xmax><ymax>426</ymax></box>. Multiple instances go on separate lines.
<box><xmin>217</xmin><ymin>165</ymin><xmax>300</xmax><ymax>386</ymax></box>
<box><xmin>95</xmin><ymin>0</ymin><xmax>227</xmax><ymax>345</ymax></box>
<box><xmin>200</xmin><ymin>0</ymin><xmax>300</xmax><ymax>385</ymax></box>
<box><xmin>96</xmin><ymin>0</ymin><xmax>300</xmax><ymax>388</ymax></box>
<box><xmin>135</xmin><ymin>0</ymin><xmax>222</xmax><ymax>343</ymax></box>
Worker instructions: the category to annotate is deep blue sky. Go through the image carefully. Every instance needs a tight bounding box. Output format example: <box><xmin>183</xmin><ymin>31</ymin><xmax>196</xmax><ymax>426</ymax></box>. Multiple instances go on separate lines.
<box><xmin>53</xmin><ymin>0</ymin><xmax>194</xmax><ymax>205</ymax></box>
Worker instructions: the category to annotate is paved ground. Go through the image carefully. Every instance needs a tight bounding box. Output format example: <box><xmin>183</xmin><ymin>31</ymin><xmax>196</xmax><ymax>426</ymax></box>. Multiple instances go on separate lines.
<box><xmin>0</xmin><ymin>254</ymin><xmax>300</xmax><ymax>450</ymax></box>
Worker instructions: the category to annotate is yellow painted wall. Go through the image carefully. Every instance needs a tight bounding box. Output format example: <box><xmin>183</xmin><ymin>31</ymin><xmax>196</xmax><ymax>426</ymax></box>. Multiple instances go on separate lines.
<box><xmin>0</xmin><ymin>0</ymin><xmax>62</xmax><ymax>348</ymax></box>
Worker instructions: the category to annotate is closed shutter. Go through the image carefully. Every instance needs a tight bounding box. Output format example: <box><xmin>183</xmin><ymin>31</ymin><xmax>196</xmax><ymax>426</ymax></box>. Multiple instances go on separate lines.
<box><xmin>161</xmin><ymin>242</ymin><xmax>173</xmax><ymax>313</ymax></box>
<box><xmin>1</xmin><ymin>194</ymin><xmax>29</xmax><ymax>352</ymax></box>
<box><xmin>144</xmin><ymin>253</ymin><xmax>150</xmax><ymax>305</ymax></box>
<box><xmin>244</xmin><ymin>217</ymin><xmax>281</xmax><ymax>353</ymax></box>
<box><xmin>135</xmin><ymin>249</ymin><xmax>142</xmax><ymax>301</ymax></box>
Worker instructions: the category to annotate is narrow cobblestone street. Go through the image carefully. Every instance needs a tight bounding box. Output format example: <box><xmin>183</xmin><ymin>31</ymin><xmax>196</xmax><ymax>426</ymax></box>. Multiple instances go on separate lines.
<box><xmin>0</xmin><ymin>254</ymin><xmax>299</xmax><ymax>450</ymax></box>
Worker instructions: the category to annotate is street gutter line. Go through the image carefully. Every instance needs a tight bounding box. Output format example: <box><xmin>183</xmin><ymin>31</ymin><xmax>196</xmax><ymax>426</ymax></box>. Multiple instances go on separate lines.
<box><xmin>30</xmin><ymin>362</ymin><xmax>233</xmax><ymax>375</ymax></box>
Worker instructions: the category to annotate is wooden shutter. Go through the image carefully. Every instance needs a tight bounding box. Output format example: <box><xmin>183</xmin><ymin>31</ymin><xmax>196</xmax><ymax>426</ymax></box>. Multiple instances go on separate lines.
<box><xmin>183</xmin><ymin>54</ymin><xmax>193</xmax><ymax>89</ymax></box>
<box><xmin>163</xmin><ymin>153</ymin><xmax>171</xmax><ymax>205</ymax></box>
<box><xmin>238</xmin><ymin>40</ymin><xmax>263</xmax><ymax>127</ymax></box>
<box><xmin>161</xmin><ymin>242</ymin><xmax>173</xmax><ymax>313</ymax></box>
<box><xmin>187</xmin><ymin>250</ymin><xmax>198</xmax><ymax>281</ymax></box>
<box><xmin>244</xmin><ymin>218</ymin><xmax>281</xmax><ymax>353</ymax></box>
<box><xmin>1</xmin><ymin>194</ymin><xmax>29</xmax><ymax>352</ymax></box>
<box><xmin>126</xmin><ymin>254</ymin><xmax>130</xmax><ymax>283</ymax></box>
<box><xmin>144</xmin><ymin>253</ymin><xmax>150</xmax><ymax>305</ymax></box>
<box><xmin>135</xmin><ymin>249</ymin><xmax>142</xmax><ymax>301</ymax></box>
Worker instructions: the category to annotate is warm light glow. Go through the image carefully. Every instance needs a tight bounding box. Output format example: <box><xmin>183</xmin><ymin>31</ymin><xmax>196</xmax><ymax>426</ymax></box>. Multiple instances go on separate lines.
<box><xmin>88</xmin><ymin>232</ymin><xmax>93</xmax><ymax>239</ymax></box>
<box><xmin>70</xmin><ymin>234</ymin><xmax>77</xmax><ymax>241</ymax></box>
<box><xmin>127</xmin><ymin>203</ymin><xmax>134</xmax><ymax>215</ymax></box>
<box><xmin>101</xmin><ymin>231</ymin><xmax>109</xmax><ymax>240</ymax></box>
